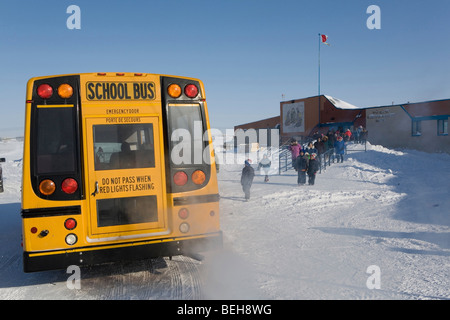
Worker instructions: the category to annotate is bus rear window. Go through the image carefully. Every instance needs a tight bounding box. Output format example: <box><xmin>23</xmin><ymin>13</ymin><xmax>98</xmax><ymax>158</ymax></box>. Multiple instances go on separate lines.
<box><xmin>169</xmin><ymin>104</ymin><xmax>205</xmax><ymax>166</ymax></box>
<box><xmin>93</xmin><ymin>124</ymin><xmax>155</xmax><ymax>170</ymax></box>
<box><xmin>35</xmin><ymin>107</ymin><xmax>77</xmax><ymax>174</ymax></box>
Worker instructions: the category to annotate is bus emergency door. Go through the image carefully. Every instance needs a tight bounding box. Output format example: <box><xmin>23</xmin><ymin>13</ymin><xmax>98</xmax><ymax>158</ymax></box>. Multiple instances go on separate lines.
<box><xmin>85</xmin><ymin>116</ymin><xmax>167</xmax><ymax>240</ymax></box>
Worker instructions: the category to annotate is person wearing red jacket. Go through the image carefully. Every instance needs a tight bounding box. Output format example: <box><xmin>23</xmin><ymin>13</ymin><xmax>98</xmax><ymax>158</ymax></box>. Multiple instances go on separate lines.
<box><xmin>343</xmin><ymin>129</ymin><xmax>352</xmax><ymax>142</ymax></box>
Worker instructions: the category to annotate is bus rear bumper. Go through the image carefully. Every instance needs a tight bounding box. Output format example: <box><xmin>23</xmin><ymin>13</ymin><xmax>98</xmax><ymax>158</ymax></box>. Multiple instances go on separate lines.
<box><xmin>23</xmin><ymin>232</ymin><xmax>223</xmax><ymax>273</ymax></box>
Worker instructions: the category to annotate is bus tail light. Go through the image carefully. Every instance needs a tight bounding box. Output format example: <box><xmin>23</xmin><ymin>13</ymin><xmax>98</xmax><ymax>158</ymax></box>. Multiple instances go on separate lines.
<box><xmin>61</xmin><ymin>178</ymin><xmax>78</xmax><ymax>194</ymax></box>
<box><xmin>167</xmin><ymin>84</ymin><xmax>182</xmax><ymax>98</ymax></box>
<box><xmin>39</xmin><ymin>179</ymin><xmax>56</xmax><ymax>196</ymax></box>
<box><xmin>179</xmin><ymin>223</ymin><xmax>190</xmax><ymax>233</ymax></box>
<box><xmin>184</xmin><ymin>84</ymin><xmax>198</xmax><ymax>98</ymax></box>
<box><xmin>173</xmin><ymin>171</ymin><xmax>188</xmax><ymax>186</ymax></box>
<box><xmin>65</xmin><ymin>233</ymin><xmax>78</xmax><ymax>245</ymax></box>
<box><xmin>178</xmin><ymin>208</ymin><xmax>189</xmax><ymax>219</ymax></box>
<box><xmin>37</xmin><ymin>84</ymin><xmax>53</xmax><ymax>99</ymax></box>
<box><xmin>192</xmin><ymin>170</ymin><xmax>206</xmax><ymax>185</ymax></box>
<box><xmin>64</xmin><ymin>218</ymin><xmax>77</xmax><ymax>230</ymax></box>
<box><xmin>57</xmin><ymin>84</ymin><xmax>73</xmax><ymax>99</ymax></box>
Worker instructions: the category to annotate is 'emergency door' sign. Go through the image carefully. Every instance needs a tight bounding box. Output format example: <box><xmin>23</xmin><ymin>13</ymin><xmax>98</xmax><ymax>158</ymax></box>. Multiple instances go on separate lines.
<box><xmin>86</xmin><ymin>82</ymin><xmax>156</xmax><ymax>101</ymax></box>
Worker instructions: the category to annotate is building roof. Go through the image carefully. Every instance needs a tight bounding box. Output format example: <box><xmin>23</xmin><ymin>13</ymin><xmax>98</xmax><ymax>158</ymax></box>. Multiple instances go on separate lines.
<box><xmin>366</xmin><ymin>98</ymin><xmax>450</xmax><ymax>117</ymax></box>
<box><xmin>404</xmin><ymin>99</ymin><xmax>450</xmax><ymax>117</ymax></box>
<box><xmin>324</xmin><ymin>95</ymin><xmax>360</xmax><ymax>110</ymax></box>
<box><xmin>234</xmin><ymin>115</ymin><xmax>280</xmax><ymax>130</ymax></box>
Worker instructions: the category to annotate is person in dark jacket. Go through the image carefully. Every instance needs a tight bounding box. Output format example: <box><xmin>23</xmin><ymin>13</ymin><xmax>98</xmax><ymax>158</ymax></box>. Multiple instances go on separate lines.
<box><xmin>315</xmin><ymin>137</ymin><xmax>325</xmax><ymax>171</ymax></box>
<box><xmin>334</xmin><ymin>135</ymin><xmax>345</xmax><ymax>163</ymax></box>
<box><xmin>305</xmin><ymin>142</ymin><xmax>317</xmax><ymax>155</ymax></box>
<box><xmin>241</xmin><ymin>160</ymin><xmax>255</xmax><ymax>201</ymax></box>
<box><xmin>307</xmin><ymin>153</ymin><xmax>319</xmax><ymax>185</ymax></box>
<box><xmin>315</xmin><ymin>137</ymin><xmax>325</xmax><ymax>156</ymax></box>
<box><xmin>294</xmin><ymin>150</ymin><xmax>308</xmax><ymax>185</ymax></box>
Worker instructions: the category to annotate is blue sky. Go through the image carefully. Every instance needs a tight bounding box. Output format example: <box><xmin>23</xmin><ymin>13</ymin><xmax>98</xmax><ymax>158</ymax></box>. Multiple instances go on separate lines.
<box><xmin>0</xmin><ymin>0</ymin><xmax>449</xmax><ymax>136</ymax></box>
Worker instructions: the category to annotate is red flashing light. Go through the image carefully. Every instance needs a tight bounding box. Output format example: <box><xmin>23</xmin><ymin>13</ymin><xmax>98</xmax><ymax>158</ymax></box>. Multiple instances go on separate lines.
<box><xmin>37</xmin><ymin>84</ymin><xmax>53</xmax><ymax>99</ymax></box>
<box><xmin>61</xmin><ymin>178</ymin><xmax>78</xmax><ymax>194</ymax></box>
<box><xmin>184</xmin><ymin>84</ymin><xmax>198</xmax><ymax>98</ymax></box>
<box><xmin>173</xmin><ymin>171</ymin><xmax>188</xmax><ymax>186</ymax></box>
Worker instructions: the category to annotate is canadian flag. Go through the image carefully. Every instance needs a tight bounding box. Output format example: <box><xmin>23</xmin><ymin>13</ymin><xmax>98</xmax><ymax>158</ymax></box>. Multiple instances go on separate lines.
<box><xmin>321</xmin><ymin>34</ymin><xmax>330</xmax><ymax>46</ymax></box>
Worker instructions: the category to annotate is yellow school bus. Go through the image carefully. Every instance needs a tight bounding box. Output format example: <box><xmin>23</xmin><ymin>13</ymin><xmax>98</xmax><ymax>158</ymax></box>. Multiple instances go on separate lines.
<box><xmin>22</xmin><ymin>73</ymin><xmax>222</xmax><ymax>272</ymax></box>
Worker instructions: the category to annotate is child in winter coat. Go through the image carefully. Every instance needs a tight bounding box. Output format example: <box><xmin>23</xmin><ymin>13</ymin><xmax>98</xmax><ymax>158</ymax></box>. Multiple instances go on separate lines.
<box><xmin>258</xmin><ymin>154</ymin><xmax>271</xmax><ymax>182</ymax></box>
<box><xmin>334</xmin><ymin>135</ymin><xmax>345</xmax><ymax>163</ymax></box>
<box><xmin>343</xmin><ymin>129</ymin><xmax>352</xmax><ymax>142</ymax></box>
<box><xmin>307</xmin><ymin>153</ymin><xmax>319</xmax><ymax>185</ymax></box>
<box><xmin>289</xmin><ymin>141</ymin><xmax>302</xmax><ymax>168</ymax></box>
<box><xmin>305</xmin><ymin>142</ymin><xmax>317</xmax><ymax>155</ymax></box>
<box><xmin>241</xmin><ymin>160</ymin><xmax>255</xmax><ymax>201</ymax></box>
<box><xmin>294</xmin><ymin>150</ymin><xmax>308</xmax><ymax>185</ymax></box>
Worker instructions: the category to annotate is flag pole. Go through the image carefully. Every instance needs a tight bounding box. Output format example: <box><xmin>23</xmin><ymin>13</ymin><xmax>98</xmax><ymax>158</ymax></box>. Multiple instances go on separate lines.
<box><xmin>318</xmin><ymin>33</ymin><xmax>321</xmax><ymax>98</ymax></box>
<box><xmin>318</xmin><ymin>33</ymin><xmax>321</xmax><ymax>128</ymax></box>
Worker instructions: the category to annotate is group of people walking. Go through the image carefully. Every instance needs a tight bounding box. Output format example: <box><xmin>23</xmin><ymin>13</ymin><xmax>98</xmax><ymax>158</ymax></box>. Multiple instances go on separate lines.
<box><xmin>307</xmin><ymin>126</ymin><xmax>365</xmax><ymax>164</ymax></box>
<box><xmin>239</xmin><ymin>127</ymin><xmax>366</xmax><ymax>201</ymax></box>
<box><xmin>288</xmin><ymin>140</ymin><xmax>320</xmax><ymax>185</ymax></box>
<box><xmin>293</xmin><ymin>149</ymin><xmax>319</xmax><ymax>186</ymax></box>
<box><xmin>239</xmin><ymin>147</ymin><xmax>319</xmax><ymax>201</ymax></box>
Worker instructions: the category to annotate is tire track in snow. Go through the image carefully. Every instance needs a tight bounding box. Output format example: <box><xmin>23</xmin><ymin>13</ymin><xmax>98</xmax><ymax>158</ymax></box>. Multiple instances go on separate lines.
<box><xmin>63</xmin><ymin>256</ymin><xmax>203</xmax><ymax>299</ymax></box>
<box><xmin>171</xmin><ymin>255</ymin><xmax>203</xmax><ymax>299</ymax></box>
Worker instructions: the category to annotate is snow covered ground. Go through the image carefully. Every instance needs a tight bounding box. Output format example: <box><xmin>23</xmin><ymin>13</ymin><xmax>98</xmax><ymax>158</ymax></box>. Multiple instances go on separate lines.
<box><xmin>217</xmin><ymin>144</ymin><xmax>450</xmax><ymax>299</ymax></box>
<box><xmin>0</xmin><ymin>138</ymin><xmax>449</xmax><ymax>300</ymax></box>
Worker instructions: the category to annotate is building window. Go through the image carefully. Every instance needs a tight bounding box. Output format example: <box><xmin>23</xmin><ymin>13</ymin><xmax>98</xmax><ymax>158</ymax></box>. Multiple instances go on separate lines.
<box><xmin>412</xmin><ymin>120</ymin><xmax>421</xmax><ymax>136</ymax></box>
<box><xmin>437</xmin><ymin>119</ymin><xmax>448</xmax><ymax>136</ymax></box>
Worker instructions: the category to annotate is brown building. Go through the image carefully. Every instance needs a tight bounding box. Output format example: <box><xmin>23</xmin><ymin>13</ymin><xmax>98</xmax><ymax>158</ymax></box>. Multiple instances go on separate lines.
<box><xmin>279</xmin><ymin>95</ymin><xmax>365</xmax><ymax>143</ymax></box>
<box><xmin>235</xmin><ymin>95</ymin><xmax>366</xmax><ymax>144</ymax></box>
<box><xmin>234</xmin><ymin>95</ymin><xmax>450</xmax><ymax>153</ymax></box>
<box><xmin>366</xmin><ymin>99</ymin><xmax>450</xmax><ymax>153</ymax></box>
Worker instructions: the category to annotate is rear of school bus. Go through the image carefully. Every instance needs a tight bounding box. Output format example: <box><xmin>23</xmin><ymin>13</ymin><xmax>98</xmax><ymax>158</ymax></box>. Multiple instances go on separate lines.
<box><xmin>22</xmin><ymin>73</ymin><xmax>222</xmax><ymax>272</ymax></box>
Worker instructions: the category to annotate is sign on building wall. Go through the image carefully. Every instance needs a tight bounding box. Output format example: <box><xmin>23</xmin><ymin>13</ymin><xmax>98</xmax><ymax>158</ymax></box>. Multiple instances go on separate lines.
<box><xmin>367</xmin><ymin>109</ymin><xmax>396</xmax><ymax>122</ymax></box>
<box><xmin>282</xmin><ymin>102</ymin><xmax>305</xmax><ymax>133</ymax></box>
